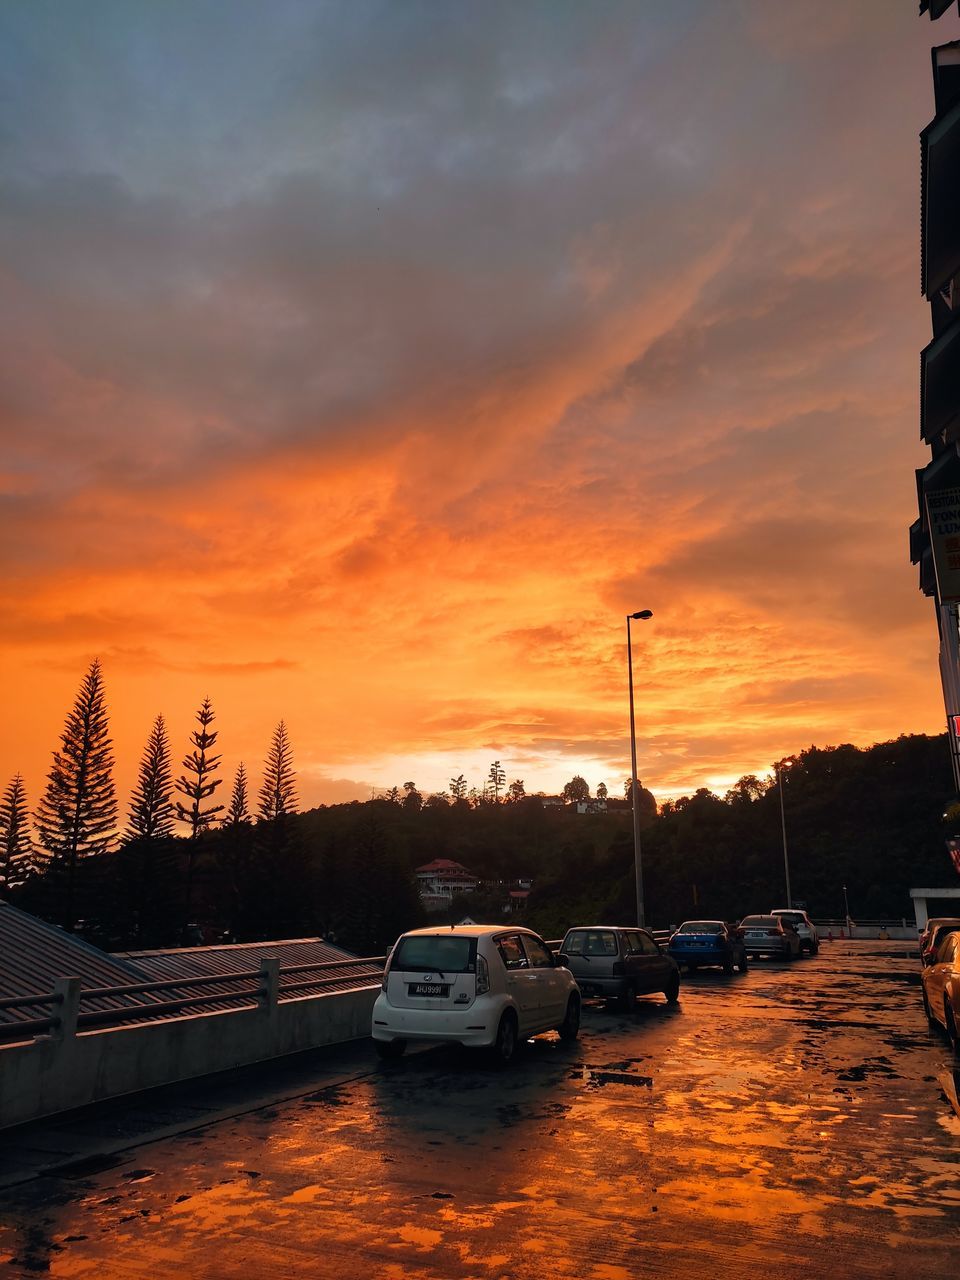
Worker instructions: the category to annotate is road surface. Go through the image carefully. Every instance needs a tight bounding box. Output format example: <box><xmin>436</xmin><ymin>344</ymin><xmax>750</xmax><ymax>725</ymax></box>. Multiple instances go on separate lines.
<box><xmin>0</xmin><ymin>940</ymin><xmax>957</xmax><ymax>1278</ymax></box>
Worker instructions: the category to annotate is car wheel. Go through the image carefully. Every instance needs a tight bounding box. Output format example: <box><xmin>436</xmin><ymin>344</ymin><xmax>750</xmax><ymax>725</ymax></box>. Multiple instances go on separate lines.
<box><xmin>375</xmin><ymin>1039</ymin><xmax>406</xmax><ymax>1061</ymax></box>
<box><xmin>558</xmin><ymin>994</ymin><xmax>581</xmax><ymax>1040</ymax></box>
<box><xmin>492</xmin><ymin>1011</ymin><xmax>518</xmax><ymax>1065</ymax></box>
<box><xmin>664</xmin><ymin>974</ymin><xmax>680</xmax><ymax>1004</ymax></box>
<box><xmin>921</xmin><ymin>986</ymin><xmax>936</xmax><ymax>1026</ymax></box>
<box><xmin>620</xmin><ymin>981</ymin><xmax>639</xmax><ymax>1011</ymax></box>
<box><xmin>738</xmin><ymin>952</ymin><xmax>748</xmax><ymax>973</ymax></box>
<box><xmin>945</xmin><ymin>1001</ymin><xmax>959</xmax><ymax>1056</ymax></box>
<box><xmin>686</xmin><ymin>962</ymin><xmax>698</xmax><ymax>973</ymax></box>
<box><xmin>722</xmin><ymin>956</ymin><xmax>734</xmax><ymax>975</ymax></box>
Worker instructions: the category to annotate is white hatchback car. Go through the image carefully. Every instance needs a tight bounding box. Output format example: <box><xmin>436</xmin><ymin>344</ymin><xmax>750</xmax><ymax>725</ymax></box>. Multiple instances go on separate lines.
<box><xmin>371</xmin><ymin>924</ymin><xmax>581</xmax><ymax>1063</ymax></box>
<box><xmin>771</xmin><ymin>908</ymin><xmax>819</xmax><ymax>955</ymax></box>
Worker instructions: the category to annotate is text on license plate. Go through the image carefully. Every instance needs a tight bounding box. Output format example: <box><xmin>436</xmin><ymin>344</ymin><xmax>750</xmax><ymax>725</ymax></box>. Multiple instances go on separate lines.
<box><xmin>409</xmin><ymin>982</ymin><xmax>449</xmax><ymax>997</ymax></box>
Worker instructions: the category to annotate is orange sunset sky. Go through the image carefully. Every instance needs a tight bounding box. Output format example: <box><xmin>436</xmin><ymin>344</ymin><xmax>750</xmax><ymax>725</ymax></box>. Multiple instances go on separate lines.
<box><xmin>1</xmin><ymin>1</ymin><xmax>957</xmax><ymax>816</ymax></box>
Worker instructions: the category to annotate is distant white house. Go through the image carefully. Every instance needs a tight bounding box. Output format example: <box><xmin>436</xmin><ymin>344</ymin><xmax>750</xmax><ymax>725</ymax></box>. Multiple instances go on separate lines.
<box><xmin>415</xmin><ymin>858</ymin><xmax>479</xmax><ymax>911</ymax></box>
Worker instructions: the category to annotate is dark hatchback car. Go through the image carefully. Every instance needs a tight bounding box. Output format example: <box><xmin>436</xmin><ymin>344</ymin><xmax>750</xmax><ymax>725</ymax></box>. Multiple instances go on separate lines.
<box><xmin>668</xmin><ymin>920</ymin><xmax>748</xmax><ymax>974</ymax></box>
<box><xmin>559</xmin><ymin>925</ymin><xmax>680</xmax><ymax>1007</ymax></box>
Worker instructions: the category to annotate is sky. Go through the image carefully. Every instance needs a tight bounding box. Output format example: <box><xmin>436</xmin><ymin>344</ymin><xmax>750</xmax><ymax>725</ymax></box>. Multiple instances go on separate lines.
<box><xmin>1</xmin><ymin>0</ymin><xmax>957</xmax><ymax>817</ymax></box>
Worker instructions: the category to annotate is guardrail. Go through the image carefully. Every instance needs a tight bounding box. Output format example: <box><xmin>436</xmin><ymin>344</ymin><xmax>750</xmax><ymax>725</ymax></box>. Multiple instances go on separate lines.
<box><xmin>0</xmin><ymin>955</ymin><xmax>386</xmax><ymax>1045</ymax></box>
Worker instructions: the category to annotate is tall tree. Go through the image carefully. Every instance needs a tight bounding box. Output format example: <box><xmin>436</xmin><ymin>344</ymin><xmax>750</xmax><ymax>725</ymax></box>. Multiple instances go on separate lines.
<box><xmin>562</xmin><ymin>775</ymin><xmax>590</xmax><ymax>805</ymax></box>
<box><xmin>36</xmin><ymin>659</ymin><xmax>117</xmax><ymax>929</ymax></box>
<box><xmin>488</xmin><ymin>760</ymin><xmax>506</xmax><ymax>804</ymax></box>
<box><xmin>258</xmin><ymin>721</ymin><xmax>298</xmax><ymax>821</ymax></box>
<box><xmin>449</xmin><ymin>774</ymin><xmax>468</xmax><ymax>804</ymax></box>
<box><xmin>596</xmin><ymin>782</ymin><xmax>608</xmax><ymax>802</ymax></box>
<box><xmin>175</xmin><ymin>698</ymin><xmax>224</xmax><ymax>837</ymax></box>
<box><xmin>175</xmin><ymin>697</ymin><xmax>224</xmax><ymax>941</ymax></box>
<box><xmin>127</xmin><ymin>715</ymin><xmax>175</xmax><ymax>839</ymax></box>
<box><xmin>225</xmin><ymin>763</ymin><xmax>251</xmax><ymax>826</ymax></box>
<box><xmin>508</xmin><ymin>779</ymin><xmax>526</xmax><ymax>804</ymax></box>
<box><xmin>0</xmin><ymin>774</ymin><xmax>33</xmax><ymax>898</ymax></box>
<box><xmin>402</xmin><ymin>780</ymin><xmax>423</xmax><ymax>812</ymax></box>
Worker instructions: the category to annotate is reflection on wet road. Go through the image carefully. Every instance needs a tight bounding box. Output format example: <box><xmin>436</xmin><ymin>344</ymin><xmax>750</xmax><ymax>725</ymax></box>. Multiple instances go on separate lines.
<box><xmin>1</xmin><ymin>941</ymin><xmax>958</xmax><ymax>1278</ymax></box>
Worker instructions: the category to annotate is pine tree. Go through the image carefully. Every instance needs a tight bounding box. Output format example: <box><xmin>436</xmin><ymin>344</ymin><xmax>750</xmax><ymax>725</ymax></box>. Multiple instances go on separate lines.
<box><xmin>258</xmin><ymin>721</ymin><xmax>297</xmax><ymax>821</ymax></box>
<box><xmin>225</xmin><ymin>763</ymin><xmax>251</xmax><ymax>826</ymax></box>
<box><xmin>175</xmin><ymin>698</ymin><xmax>224</xmax><ymax>837</ymax></box>
<box><xmin>127</xmin><ymin>715</ymin><xmax>174</xmax><ymax>839</ymax></box>
<box><xmin>0</xmin><ymin>774</ymin><xmax>33</xmax><ymax>897</ymax></box>
<box><xmin>175</xmin><ymin>698</ymin><xmax>224</xmax><ymax>941</ymax></box>
<box><xmin>36</xmin><ymin>659</ymin><xmax>117</xmax><ymax>928</ymax></box>
<box><xmin>488</xmin><ymin>760</ymin><xmax>506</xmax><ymax>804</ymax></box>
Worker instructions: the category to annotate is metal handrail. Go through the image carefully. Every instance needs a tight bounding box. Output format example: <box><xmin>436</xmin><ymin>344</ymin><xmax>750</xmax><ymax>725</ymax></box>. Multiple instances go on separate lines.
<box><xmin>0</xmin><ymin>991</ymin><xmax>64</xmax><ymax>1012</ymax></box>
<box><xmin>0</xmin><ymin>1017</ymin><xmax>60</xmax><ymax>1040</ymax></box>
<box><xmin>76</xmin><ymin>988</ymin><xmax>266</xmax><ymax>1024</ymax></box>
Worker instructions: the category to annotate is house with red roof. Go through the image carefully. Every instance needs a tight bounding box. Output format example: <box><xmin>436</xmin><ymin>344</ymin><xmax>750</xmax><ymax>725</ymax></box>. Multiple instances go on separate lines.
<box><xmin>415</xmin><ymin>858</ymin><xmax>479</xmax><ymax>912</ymax></box>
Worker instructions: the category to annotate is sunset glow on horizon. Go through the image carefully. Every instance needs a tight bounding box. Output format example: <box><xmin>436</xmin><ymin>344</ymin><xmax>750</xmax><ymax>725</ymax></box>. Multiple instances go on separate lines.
<box><xmin>2</xmin><ymin>1</ymin><xmax>957</xmax><ymax>817</ymax></box>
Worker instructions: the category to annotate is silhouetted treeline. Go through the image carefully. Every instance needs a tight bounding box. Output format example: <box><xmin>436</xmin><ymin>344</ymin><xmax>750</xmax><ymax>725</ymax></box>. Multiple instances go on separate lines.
<box><xmin>7</xmin><ymin>733</ymin><xmax>957</xmax><ymax>952</ymax></box>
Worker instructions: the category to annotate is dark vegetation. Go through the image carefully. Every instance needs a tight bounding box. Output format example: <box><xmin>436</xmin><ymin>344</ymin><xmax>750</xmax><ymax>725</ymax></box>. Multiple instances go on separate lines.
<box><xmin>1</xmin><ymin>663</ymin><xmax>957</xmax><ymax>954</ymax></box>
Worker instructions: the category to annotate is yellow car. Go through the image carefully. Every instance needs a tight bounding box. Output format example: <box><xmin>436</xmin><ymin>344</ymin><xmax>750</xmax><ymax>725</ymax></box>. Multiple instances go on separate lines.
<box><xmin>921</xmin><ymin>928</ymin><xmax>960</xmax><ymax>1054</ymax></box>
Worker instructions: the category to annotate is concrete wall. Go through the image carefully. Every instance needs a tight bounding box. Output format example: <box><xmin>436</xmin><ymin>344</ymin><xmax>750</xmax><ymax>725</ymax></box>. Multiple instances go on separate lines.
<box><xmin>0</xmin><ymin>963</ymin><xmax>379</xmax><ymax>1130</ymax></box>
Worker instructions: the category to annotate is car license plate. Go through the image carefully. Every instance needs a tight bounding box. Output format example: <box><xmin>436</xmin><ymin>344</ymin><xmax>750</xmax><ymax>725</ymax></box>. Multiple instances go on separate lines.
<box><xmin>746</xmin><ymin>932</ymin><xmax>763</xmax><ymax>939</ymax></box>
<box><xmin>409</xmin><ymin>982</ymin><xmax>448</xmax><ymax>997</ymax></box>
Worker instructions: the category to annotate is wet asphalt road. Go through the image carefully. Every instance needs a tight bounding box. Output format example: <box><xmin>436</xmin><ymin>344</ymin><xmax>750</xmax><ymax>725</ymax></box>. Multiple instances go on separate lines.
<box><xmin>1</xmin><ymin>940</ymin><xmax>958</xmax><ymax>1279</ymax></box>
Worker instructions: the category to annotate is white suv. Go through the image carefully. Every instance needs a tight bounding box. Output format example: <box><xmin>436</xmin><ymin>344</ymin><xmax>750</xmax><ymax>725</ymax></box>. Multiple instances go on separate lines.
<box><xmin>371</xmin><ymin>924</ymin><xmax>581</xmax><ymax>1063</ymax></box>
<box><xmin>771</xmin><ymin>908</ymin><xmax>819</xmax><ymax>955</ymax></box>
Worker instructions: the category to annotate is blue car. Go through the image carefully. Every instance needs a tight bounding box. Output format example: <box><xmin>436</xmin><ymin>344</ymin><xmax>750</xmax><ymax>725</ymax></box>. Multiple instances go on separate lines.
<box><xmin>668</xmin><ymin>920</ymin><xmax>748</xmax><ymax>974</ymax></box>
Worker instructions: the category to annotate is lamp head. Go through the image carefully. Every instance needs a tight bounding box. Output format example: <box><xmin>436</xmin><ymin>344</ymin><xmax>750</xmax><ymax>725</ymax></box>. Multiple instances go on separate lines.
<box><xmin>630</xmin><ymin>610</ymin><xmax>653</xmax><ymax>620</ymax></box>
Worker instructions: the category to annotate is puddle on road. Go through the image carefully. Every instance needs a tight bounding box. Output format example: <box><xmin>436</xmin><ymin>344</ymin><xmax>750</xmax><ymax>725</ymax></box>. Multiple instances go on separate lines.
<box><xmin>576</xmin><ymin>1067</ymin><xmax>653</xmax><ymax>1089</ymax></box>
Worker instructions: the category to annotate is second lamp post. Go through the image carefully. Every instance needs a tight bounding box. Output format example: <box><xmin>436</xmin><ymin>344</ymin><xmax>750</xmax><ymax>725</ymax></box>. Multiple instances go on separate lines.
<box><xmin>627</xmin><ymin>609</ymin><xmax>653</xmax><ymax>928</ymax></box>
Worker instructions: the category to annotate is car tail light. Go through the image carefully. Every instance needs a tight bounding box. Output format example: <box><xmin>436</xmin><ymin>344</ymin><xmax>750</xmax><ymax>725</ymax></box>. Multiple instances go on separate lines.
<box><xmin>476</xmin><ymin>952</ymin><xmax>490</xmax><ymax>995</ymax></box>
<box><xmin>612</xmin><ymin>961</ymin><xmax>625</xmax><ymax>976</ymax></box>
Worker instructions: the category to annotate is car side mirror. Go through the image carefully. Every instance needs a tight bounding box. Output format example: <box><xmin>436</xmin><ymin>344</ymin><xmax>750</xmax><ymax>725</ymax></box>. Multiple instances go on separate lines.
<box><xmin>556</xmin><ymin>953</ymin><xmax>570</xmax><ymax>968</ymax></box>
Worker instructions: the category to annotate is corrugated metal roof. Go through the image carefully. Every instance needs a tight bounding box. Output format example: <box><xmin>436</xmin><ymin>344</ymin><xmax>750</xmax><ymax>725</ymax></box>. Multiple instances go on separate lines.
<box><xmin>0</xmin><ymin>902</ymin><xmax>158</xmax><ymax>1026</ymax></box>
<box><xmin>0</xmin><ymin>906</ymin><xmax>382</xmax><ymax>1036</ymax></box>
<box><xmin>117</xmin><ymin>938</ymin><xmax>382</xmax><ymax>1003</ymax></box>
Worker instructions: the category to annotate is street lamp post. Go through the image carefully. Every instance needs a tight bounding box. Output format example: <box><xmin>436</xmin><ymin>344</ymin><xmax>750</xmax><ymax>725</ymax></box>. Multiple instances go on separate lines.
<box><xmin>843</xmin><ymin>883</ymin><xmax>852</xmax><ymax>937</ymax></box>
<box><xmin>776</xmin><ymin>761</ymin><xmax>792</xmax><ymax>909</ymax></box>
<box><xmin>627</xmin><ymin>609</ymin><xmax>653</xmax><ymax>928</ymax></box>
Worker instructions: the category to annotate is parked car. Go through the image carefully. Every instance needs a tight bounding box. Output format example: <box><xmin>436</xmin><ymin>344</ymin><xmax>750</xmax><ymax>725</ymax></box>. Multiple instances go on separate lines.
<box><xmin>921</xmin><ymin>928</ymin><xmax>960</xmax><ymax>1052</ymax></box>
<box><xmin>771</xmin><ymin>908</ymin><xmax>819</xmax><ymax>955</ymax></box>
<box><xmin>668</xmin><ymin>920</ymin><xmax>748</xmax><ymax>974</ymax></box>
<box><xmin>558</xmin><ymin>925</ymin><xmax>680</xmax><ymax>1007</ymax></box>
<box><xmin>738</xmin><ymin>914</ymin><xmax>802</xmax><ymax>961</ymax></box>
<box><xmin>371</xmin><ymin>924</ymin><xmax>581</xmax><ymax>1064</ymax></box>
<box><xmin>919</xmin><ymin>917</ymin><xmax>960</xmax><ymax>967</ymax></box>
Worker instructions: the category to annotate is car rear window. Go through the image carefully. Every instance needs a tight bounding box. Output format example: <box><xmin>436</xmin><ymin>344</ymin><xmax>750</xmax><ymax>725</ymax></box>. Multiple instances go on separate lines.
<box><xmin>563</xmin><ymin>930</ymin><xmax>619</xmax><ymax>956</ymax></box>
<box><xmin>391</xmin><ymin>935</ymin><xmax>477</xmax><ymax>973</ymax></box>
<box><xmin>677</xmin><ymin>922</ymin><xmax>723</xmax><ymax>934</ymax></box>
<box><xmin>741</xmin><ymin>915</ymin><xmax>776</xmax><ymax>927</ymax></box>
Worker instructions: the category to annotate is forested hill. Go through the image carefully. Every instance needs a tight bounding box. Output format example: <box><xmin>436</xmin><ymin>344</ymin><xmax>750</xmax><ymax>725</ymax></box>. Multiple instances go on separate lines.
<box><xmin>14</xmin><ymin>734</ymin><xmax>957</xmax><ymax>954</ymax></box>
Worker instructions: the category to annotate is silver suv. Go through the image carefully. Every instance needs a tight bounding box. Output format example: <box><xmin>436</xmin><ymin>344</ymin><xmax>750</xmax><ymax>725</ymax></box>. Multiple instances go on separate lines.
<box><xmin>771</xmin><ymin>908</ymin><xmax>819</xmax><ymax>955</ymax></box>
